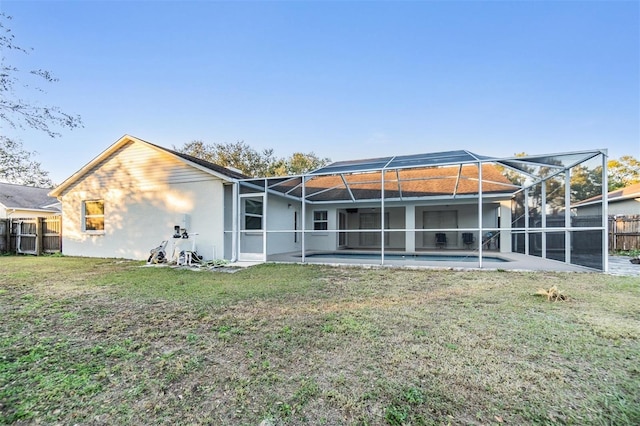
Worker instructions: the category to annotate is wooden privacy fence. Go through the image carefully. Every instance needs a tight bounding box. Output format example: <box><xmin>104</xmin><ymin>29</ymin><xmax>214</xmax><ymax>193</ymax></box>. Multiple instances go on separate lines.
<box><xmin>0</xmin><ymin>219</ymin><xmax>7</xmax><ymax>253</ymax></box>
<box><xmin>609</xmin><ymin>215</ymin><xmax>640</xmax><ymax>252</ymax></box>
<box><xmin>0</xmin><ymin>217</ymin><xmax>62</xmax><ymax>255</ymax></box>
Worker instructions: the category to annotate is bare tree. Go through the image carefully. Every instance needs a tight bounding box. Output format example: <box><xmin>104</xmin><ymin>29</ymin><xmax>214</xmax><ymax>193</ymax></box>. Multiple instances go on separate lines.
<box><xmin>0</xmin><ymin>13</ymin><xmax>82</xmax><ymax>187</ymax></box>
<box><xmin>0</xmin><ymin>137</ymin><xmax>53</xmax><ymax>186</ymax></box>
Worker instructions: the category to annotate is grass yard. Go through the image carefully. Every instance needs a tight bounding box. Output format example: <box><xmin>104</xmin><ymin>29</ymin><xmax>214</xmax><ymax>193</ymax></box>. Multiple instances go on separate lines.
<box><xmin>1</xmin><ymin>257</ymin><xmax>639</xmax><ymax>425</ymax></box>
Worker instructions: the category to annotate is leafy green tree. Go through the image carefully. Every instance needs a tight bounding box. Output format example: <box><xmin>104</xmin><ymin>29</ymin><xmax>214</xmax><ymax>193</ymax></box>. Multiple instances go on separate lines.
<box><xmin>284</xmin><ymin>152</ymin><xmax>330</xmax><ymax>175</ymax></box>
<box><xmin>607</xmin><ymin>155</ymin><xmax>640</xmax><ymax>191</ymax></box>
<box><xmin>570</xmin><ymin>164</ymin><xmax>602</xmax><ymax>202</ymax></box>
<box><xmin>0</xmin><ymin>13</ymin><xmax>82</xmax><ymax>187</ymax></box>
<box><xmin>175</xmin><ymin>140</ymin><xmax>330</xmax><ymax>177</ymax></box>
<box><xmin>500</xmin><ymin>152</ymin><xmax>639</xmax><ymax>203</ymax></box>
<box><xmin>176</xmin><ymin>140</ymin><xmax>279</xmax><ymax>177</ymax></box>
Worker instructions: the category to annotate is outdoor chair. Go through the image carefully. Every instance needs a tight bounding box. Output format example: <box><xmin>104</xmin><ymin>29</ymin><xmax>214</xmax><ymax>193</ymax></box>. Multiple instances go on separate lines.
<box><xmin>482</xmin><ymin>232</ymin><xmax>499</xmax><ymax>250</ymax></box>
<box><xmin>435</xmin><ymin>233</ymin><xmax>447</xmax><ymax>249</ymax></box>
<box><xmin>462</xmin><ymin>232</ymin><xmax>475</xmax><ymax>249</ymax></box>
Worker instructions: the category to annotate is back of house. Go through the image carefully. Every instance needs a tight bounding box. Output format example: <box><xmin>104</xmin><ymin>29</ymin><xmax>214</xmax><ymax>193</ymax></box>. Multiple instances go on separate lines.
<box><xmin>49</xmin><ymin>135</ymin><xmax>243</xmax><ymax>261</ymax></box>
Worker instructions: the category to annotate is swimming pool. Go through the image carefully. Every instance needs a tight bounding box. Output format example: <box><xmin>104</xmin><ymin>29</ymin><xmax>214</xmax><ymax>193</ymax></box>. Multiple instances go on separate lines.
<box><xmin>303</xmin><ymin>252</ymin><xmax>509</xmax><ymax>263</ymax></box>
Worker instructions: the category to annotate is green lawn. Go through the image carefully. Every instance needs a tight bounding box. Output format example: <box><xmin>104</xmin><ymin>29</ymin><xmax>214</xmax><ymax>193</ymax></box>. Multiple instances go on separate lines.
<box><xmin>1</xmin><ymin>256</ymin><xmax>638</xmax><ymax>425</ymax></box>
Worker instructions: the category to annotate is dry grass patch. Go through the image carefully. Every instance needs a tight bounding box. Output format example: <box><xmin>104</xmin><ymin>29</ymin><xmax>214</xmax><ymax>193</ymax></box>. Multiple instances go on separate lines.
<box><xmin>1</xmin><ymin>257</ymin><xmax>639</xmax><ymax>425</ymax></box>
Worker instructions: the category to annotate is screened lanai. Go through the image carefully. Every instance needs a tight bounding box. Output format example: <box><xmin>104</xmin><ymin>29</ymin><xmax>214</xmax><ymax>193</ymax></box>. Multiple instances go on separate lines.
<box><xmin>228</xmin><ymin>149</ymin><xmax>608</xmax><ymax>271</ymax></box>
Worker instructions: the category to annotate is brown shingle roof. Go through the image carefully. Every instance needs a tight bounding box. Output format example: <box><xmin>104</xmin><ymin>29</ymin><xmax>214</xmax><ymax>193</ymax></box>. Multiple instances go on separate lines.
<box><xmin>574</xmin><ymin>182</ymin><xmax>640</xmax><ymax>205</ymax></box>
<box><xmin>270</xmin><ymin>164</ymin><xmax>515</xmax><ymax>201</ymax></box>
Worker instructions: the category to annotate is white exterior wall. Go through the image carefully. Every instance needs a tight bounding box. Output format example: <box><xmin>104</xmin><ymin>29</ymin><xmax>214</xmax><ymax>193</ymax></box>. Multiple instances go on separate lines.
<box><xmin>341</xmin><ymin>206</ymin><xmax>405</xmax><ymax>249</ymax></box>
<box><xmin>305</xmin><ymin>205</ymin><xmax>338</xmax><ymax>252</ymax></box>
<box><xmin>609</xmin><ymin>199</ymin><xmax>640</xmax><ymax>215</ymax></box>
<box><xmin>266</xmin><ymin>196</ymin><xmax>301</xmax><ymax>255</ymax></box>
<box><xmin>499</xmin><ymin>200</ymin><xmax>512</xmax><ymax>253</ymax></box>
<box><xmin>252</xmin><ymin>191</ymin><xmax>511</xmax><ymax>255</ymax></box>
<box><xmin>58</xmin><ymin>141</ymin><xmax>227</xmax><ymax>260</ymax></box>
<box><xmin>577</xmin><ymin>199</ymin><xmax>639</xmax><ymax>216</ymax></box>
<box><xmin>298</xmin><ymin>199</ymin><xmax>507</xmax><ymax>252</ymax></box>
<box><xmin>415</xmin><ymin>202</ymin><xmax>496</xmax><ymax>249</ymax></box>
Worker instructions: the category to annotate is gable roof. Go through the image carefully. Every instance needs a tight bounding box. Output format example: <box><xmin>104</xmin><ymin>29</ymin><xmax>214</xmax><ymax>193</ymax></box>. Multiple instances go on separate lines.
<box><xmin>50</xmin><ymin>135</ymin><xmax>248</xmax><ymax>197</ymax></box>
<box><xmin>0</xmin><ymin>182</ymin><xmax>60</xmax><ymax>212</ymax></box>
<box><xmin>145</xmin><ymin>141</ymin><xmax>247</xmax><ymax>180</ymax></box>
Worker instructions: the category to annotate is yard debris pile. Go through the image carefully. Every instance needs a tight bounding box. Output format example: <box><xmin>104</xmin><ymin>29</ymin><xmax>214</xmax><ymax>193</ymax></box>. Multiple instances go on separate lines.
<box><xmin>536</xmin><ymin>285</ymin><xmax>568</xmax><ymax>302</ymax></box>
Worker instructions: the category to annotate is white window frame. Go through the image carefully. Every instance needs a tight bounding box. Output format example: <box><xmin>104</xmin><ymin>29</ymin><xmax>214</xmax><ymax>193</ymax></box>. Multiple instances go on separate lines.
<box><xmin>313</xmin><ymin>210</ymin><xmax>328</xmax><ymax>230</ymax></box>
<box><xmin>83</xmin><ymin>200</ymin><xmax>105</xmax><ymax>234</ymax></box>
<box><xmin>243</xmin><ymin>198</ymin><xmax>263</xmax><ymax>231</ymax></box>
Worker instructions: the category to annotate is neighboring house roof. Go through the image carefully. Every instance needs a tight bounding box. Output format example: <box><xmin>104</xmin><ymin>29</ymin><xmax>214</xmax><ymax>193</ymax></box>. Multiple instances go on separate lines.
<box><xmin>605</xmin><ymin>182</ymin><xmax>640</xmax><ymax>203</ymax></box>
<box><xmin>574</xmin><ymin>182</ymin><xmax>640</xmax><ymax>208</ymax></box>
<box><xmin>0</xmin><ymin>182</ymin><xmax>60</xmax><ymax>212</ymax></box>
<box><xmin>50</xmin><ymin>135</ymin><xmax>248</xmax><ymax>197</ymax></box>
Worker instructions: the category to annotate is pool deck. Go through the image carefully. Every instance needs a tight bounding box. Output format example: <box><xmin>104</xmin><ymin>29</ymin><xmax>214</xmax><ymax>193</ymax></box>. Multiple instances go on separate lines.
<box><xmin>266</xmin><ymin>250</ymin><xmax>599</xmax><ymax>273</ymax></box>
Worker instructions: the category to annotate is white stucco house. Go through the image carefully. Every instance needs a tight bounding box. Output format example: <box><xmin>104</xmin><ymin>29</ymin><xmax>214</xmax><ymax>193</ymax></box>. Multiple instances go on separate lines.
<box><xmin>50</xmin><ymin>135</ymin><xmax>609</xmax><ymax>271</ymax></box>
<box><xmin>49</xmin><ymin>135</ymin><xmax>245</xmax><ymax>260</ymax></box>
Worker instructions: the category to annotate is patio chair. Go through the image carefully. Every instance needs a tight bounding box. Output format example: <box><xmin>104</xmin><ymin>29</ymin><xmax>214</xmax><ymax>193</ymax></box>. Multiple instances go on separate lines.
<box><xmin>462</xmin><ymin>232</ymin><xmax>475</xmax><ymax>249</ymax></box>
<box><xmin>435</xmin><ymin>233</ymin><xmax>447</xmax><ymax>249</ymax></box>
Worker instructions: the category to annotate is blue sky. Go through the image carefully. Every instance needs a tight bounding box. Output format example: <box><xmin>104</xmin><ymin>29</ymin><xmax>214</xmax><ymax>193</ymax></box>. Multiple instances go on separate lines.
<box><xmin>2</xmin><ymin>0</ymin><xmax>639</xmax><ymax>183</ymax></box>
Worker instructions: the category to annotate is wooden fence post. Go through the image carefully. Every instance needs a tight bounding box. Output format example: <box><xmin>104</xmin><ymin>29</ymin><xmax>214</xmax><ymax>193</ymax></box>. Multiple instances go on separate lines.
<box><xmin>613</xmin><ymin>216</ymin><xmax>617</xmax><ymax>251</ymax></box>
<box><xmin>0</xmin><ymin>219</ymin><xmax>8</xmax><ymax>253</ymax></box>
<box><xmin>36</xmin><ymin>217</ymin><xmax>43</xmax><ymax>255</ymax></box>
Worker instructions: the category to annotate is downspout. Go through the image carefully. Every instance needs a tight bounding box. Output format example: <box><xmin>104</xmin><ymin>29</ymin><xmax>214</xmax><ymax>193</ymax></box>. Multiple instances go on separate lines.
<box><xmin>231</xmin><ymin>182</ymin><xmax>239</xmax><ymax>262</ymax></box>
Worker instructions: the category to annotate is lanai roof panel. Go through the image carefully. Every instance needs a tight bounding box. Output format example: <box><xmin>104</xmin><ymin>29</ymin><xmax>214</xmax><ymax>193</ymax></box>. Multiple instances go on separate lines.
<box><xmin>312</xmin><ymin>150</ymin><xmax>492</xmax><ymax>175</ymax></box>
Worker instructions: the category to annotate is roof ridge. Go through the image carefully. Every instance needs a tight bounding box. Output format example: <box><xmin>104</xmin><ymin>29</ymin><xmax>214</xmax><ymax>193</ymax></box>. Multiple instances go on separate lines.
<box><xmin>144</xmin><ymin>141</ymin><xmax>249</xmax><ymax>180</ymax></box>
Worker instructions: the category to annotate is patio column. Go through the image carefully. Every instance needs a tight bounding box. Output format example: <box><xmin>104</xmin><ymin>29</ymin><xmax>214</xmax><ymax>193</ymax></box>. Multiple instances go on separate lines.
<box><xmin>499</xmin><ymin>201</ymin><xmax>511</xmax><ymax>253</ymax></box>
<box><xmin>405</xmin><ymin>205</ymin><xmax>415</xmax><ymax>252</ymax></box>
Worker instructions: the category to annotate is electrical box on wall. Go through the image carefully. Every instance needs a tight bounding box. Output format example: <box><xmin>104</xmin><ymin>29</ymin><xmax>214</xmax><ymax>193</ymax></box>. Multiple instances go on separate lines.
<box><xmin>173</xmin><ymin>214</ymin><xmax>191</xmax><ymax>238</ymax></box>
